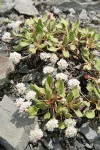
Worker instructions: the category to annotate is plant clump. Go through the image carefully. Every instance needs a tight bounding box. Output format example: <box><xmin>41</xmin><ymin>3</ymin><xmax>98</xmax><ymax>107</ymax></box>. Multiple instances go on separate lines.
<box><xmin>3</xmin><ymin>12</ymin><xmax>100</xmax><ymax>143</ymax></box>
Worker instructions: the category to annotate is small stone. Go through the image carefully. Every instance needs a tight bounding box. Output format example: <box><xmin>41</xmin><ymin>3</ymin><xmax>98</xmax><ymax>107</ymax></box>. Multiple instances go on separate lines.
<box><xmin>52</xmin><ymin>6</ymin><xmax>62</xmax><ymax>15</ymax></box>
<box><xmin>0</xmin><ymin>55</ymin><xmax>14</xmax><ymax>86</ymax></box>
<box><xmin>79</xmin><ymin>124</ymin><xmax>98</xmax><ymax>143</ymax></box>
<box><xmin>79</xmin><ymin>9</ymin><xmax>89</xmax><ymax>20</ymax></box>
<box><xmin>14</xmin><ymin>0</ymin><xmax>39</xmax><ymax>16</ymax></box>
<box><xmin>92</xmin><ymin>16</ymin><xmax>100</xmax><ymax>24</ymax></box>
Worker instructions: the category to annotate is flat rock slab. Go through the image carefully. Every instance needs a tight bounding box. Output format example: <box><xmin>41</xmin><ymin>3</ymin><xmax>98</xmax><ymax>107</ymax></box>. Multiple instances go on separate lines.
<box><xmin>0</xmin><ymin>0</ymin><xmax>15</xmax><ymax>16</ymax></box>
<box><xmin>0</xmin><ymin>95</ymin><xmax>37</xmax><ymax>150</ymax></box>
<box><xmin>0</xmin><ymin>55</ymin><xmax>14</xmax><ymax>86</ymax></box>
<box><xmin>79</xmin><ymin>124</ymin><xmax>98</xmax><ymax>143</ymax></box>
<box><xmin>14</xmin><ymin>0</ymin><xmax>39</xmax><ymax>16</ymax></box>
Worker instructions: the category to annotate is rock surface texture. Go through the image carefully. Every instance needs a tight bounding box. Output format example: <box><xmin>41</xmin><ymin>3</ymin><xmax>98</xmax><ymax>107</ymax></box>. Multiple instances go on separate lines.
<box><xmin>14</xmin><ymin>0</ymin><xmax>39</xmax><ymax>16</ymax></box>
<box><xmin>0</xmin><ymin>95</ymin><xmax>38</xmax><ymax>150</ymax></box>
<box><xmin>0</xmin><ymin>0</ymin><xmax>15</xmax><ymax>16</ymax></box>
<box><xmin>0</xmin><ymin>55</ymin><xmax>14</xmax><ymax>86</ymax></box>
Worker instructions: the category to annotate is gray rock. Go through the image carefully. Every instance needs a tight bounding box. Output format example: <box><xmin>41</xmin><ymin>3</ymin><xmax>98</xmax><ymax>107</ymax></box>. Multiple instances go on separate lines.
<box><xmin>79</xmin><ymin>9</ymin><xmax>89</xmax><ymax>20</ymax></box>
<box><xmin>79</xmin><ymin>124</ymin><xmax>98</xmax><ymax>143</ymax></box>
<box><xmin>41</xmin><ymin>137</ymin><xmax>62</xmax><ymax>150</ymax></box>
<box><xmin>0</xmin><ymin>95</ymin><xmax>38</xmax><ymax>150</ymax></box>
<box><xmin>0</xmin><ymin>0</ymin><xmax>15</xmax><ymax>16</ymax></box>
<box><xmin>0</xmin><ymin>55</ymin><xmax>14</xmax><ymax>86</ymax></box>
<box><xmin>14</xmin><ymin>0</ymin><xmax>39</xmax><ymax>16</ymax></box>
<box><xmin>52</xmin><ymin>6</ymin><xmax>62</xmax><ymax>15</ymax></box>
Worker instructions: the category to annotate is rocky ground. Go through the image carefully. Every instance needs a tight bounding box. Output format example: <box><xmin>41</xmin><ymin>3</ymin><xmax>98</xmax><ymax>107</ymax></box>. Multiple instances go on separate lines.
<box><xmin>0</xmin><ymin>0</ymin><xmax>100</xmax><ymax>150</ymax></box>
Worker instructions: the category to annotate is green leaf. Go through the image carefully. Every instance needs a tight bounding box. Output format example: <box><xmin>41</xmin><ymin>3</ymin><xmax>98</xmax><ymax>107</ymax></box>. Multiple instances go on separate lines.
<box><xmin>96</xmin><ymin>104</ymin><xmax>100</xmax><ymax>110</ymax></box>
<box><xmin>68</xmin><ymin>31</ymin><xmax>74</xmax><ymax>42</ymax></box>
<box><xmin>72</xmin><ymin>87</ymin><xmax>80</xmax><ymax>99</ymax></box>
<box><xmin>27</xmin><ymin>106</ymin><xmax>38</xmax><ymax>117</ymax></box>
<box><xmin>29</xmin><ymin>46</ymin><xmax>36</xmax><ymax>54</ymax></box>
<box><xmin>47</xmin><ymin>46</ymin><xmax>58</xmax><ymax>52</ymax></box>
<box><xmin>66</xmin><ymin>92</ymin><xmax>73</xmax><ymax>103</ymax></box>
<box><xmin>85</xmin><ymin>110</ymin><xmax>95</xmax><ymax>119</ymax></box>
<box><xmin>30</xmin><ymin>84</ymin><xmax>45</xmax><ymax>95</ymax></box>
<box><xmin>56</xmin><ymin>106</ymin><xmax>68</xmax><ymax>114</ymax></box>
<box><xmin>81</xmin><ymin>47</ymin><xmax>90</xmax><ymax>60</ymax></box>
<box><xmin>86</xmin><ymin>82</ymin><xmax>93</xmax><ymax>92</ymax></box>
<box><xmin>70</xmin><ymin>45</ymin><xmax>76</xmax><ymax>51</ymax></box>
<box><xmin>72</xmin><ymin>20</ymin><xmax>79</xmax><ymax>32</ymax></box>
<box><xmin>45</xmin><ymin>80</ymin><xmax>52</xmax><ymax>100</ymax></box>
<box><xmin>42</xmin><ymin>13</ymin><xmax>48</xmax><ymax>22</ymax></box>
<box><xmin>46</xmin><ymin>75</ymin><xmax>54</xmax><ymax>86</ymax></box>
<box><xmin>62</xmin><ymin>35</ymin><xmax>67</xmax><ymax>47</ymax></box>
<box><xmin>61</xmin><ymin>19</ymin><xmax>68</xmax><ymax>27</ymax></box>
<box><xmin>55</xmin><ymin>80</ymin><xmax>65</xmax><ymax>97</ymax></box>
<box><xmin>59</xmin><ymin>122</ymin><xmax>66</xmax><ymax>129</ymax></box>
<box><xmin>19</xmin><ymin>41</ymin><xmax>30</xmax><ymax>47</ymax></box>
<box><xmin>63</xmin><ymin>49</ymin><xmax>69</xmax><ymax>58</ymax></box>
<box><xmin>74</xmin><ymin>109</ymin><xmax>84</xmax><ymax>117</ymax></box>
<box><xmin>82</xmin><ymin>101</ymin><xmax>90</xmax><ymax>107</ymax></box>
<box><xmin>44</xmin><ymin>112</ymin><xmax>50</xmax><ymax>119</ymax></box>
<box><xmin>65</xmin><ymin>113</ymin><xmax>72</xmax><ymax>118</ymax></box>
<box><xmin>83</xmin><ymin>64</ymin><xmax>92</xmax><ymax>70</ymax></box>
<box><xmin>49</xmin><ymin>35</ymin><xmax>58</xmax><ymax>43</ymax></box>
<box><xmin>94</xmin><ymin>57</ymin><xmax>100</xmax><ymax>72</ymax></box>
<box><xmin>36</xmin><ymin>101</ymin><xmax>47</xmax><ymax>110</ymax></box>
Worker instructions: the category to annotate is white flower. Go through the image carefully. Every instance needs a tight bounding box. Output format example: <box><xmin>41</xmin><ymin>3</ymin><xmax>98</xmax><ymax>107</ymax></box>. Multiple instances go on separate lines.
<box><xmin>9</xmin><ymin>52</ymin><xmax>21</xmax><ymax>64</ymax></box>
<box><xmin>60</xmin><ymin>98</ymin><xmax>66</xmax><ymax>104</ymax></box>
<box><xmin>57</xmin><ymin>59</ymin><xmax>68</xmax><ymax>70</ymax></box>
<box><xmin>15</xmin><ymin>98</ymin><xmax>25</xmax><ymax>107</ymax></box>
<box><xmin>65</xmin><ymin>126</ymin><xmax>77</xmax><ymax>138</ymax></box>
<box><xmin>97</xmin><ymin>79</ymin><xmax>100</xmax><ymax>84</ymax></box>
<box><xmin>29</xmin><ymin>128</ymin><xmax>43</xmax><ymax>143</ymax></box>
<box><xmin>8</xmin><ymin>20</ymin><xmax>22</xmax><ymax>30</ymax></box>
<box><xmin>43</xmin><ymin>66</ymin><xmax>55</xmax><ymax>74</ymax></box>
<box><xmin>19</xmin><ymin>101</ymin><xmax>32</xmax><ymax>112</ymax></box>
<box><xmin>93</xmin><ymin>50</ymin><xmax>99</xmax><ymax>56</ymax></box>
<box><xmin>25</xmin><ymin>90</ymin><xmax>36</xmax><ymax>101</ymax></box>
<box><xmin>45</xmin><ymin>118</ymin><xmax>58</xmax><ymax>131</ymax></box>
<box><xmin>68</xmin><ymin>79</ymin><xmax>80</xmax><ymax>89</ymax></box>
<box><xmin>40</xmin><ymin>52</ymin><xmax>51</xmax><ymax>61</ymax></box>
<box><xmin>56</xmin><ymin>73</ymin><xmax>68</xmax><ymax>81</ymax></box>
<box><xmin>48</xmin><ymin>12</ymin><xmax>55</xmax><ymax>20</ymax></box>
<box><xmin>43</xmin><ymin>27</ymin><xmax>48</xmax><ymax>32</ymax></box>
<box><xmin>98</xmin><ymin>126</ymin><xmax>100</xmax><ymax>134</ymax></box>
<box><xmin>16</xmin><ymin>83</ymin><xmax>26</xmax><ymax>94</ymax></box>
<box><xmin>2</xmin><ymin>32</ymin><xmax>12</xmax><ymax>42</ymax></box>
<box><xmin>50</xmin><ymin>54</ymin><xmax>58</xmax><ymax>64</ymax></box>
<box><xmin>64</xmin><ymin>118</ymin><xmax>76</xmax><ymax>127</ymax></box>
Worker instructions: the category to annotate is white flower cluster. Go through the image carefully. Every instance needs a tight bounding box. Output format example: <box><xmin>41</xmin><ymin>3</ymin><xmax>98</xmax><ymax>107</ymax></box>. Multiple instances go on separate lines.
<box><xmin>64</xmin><ymin>118</ymin><xmax>77</xmax><ymax>138</ymax></box>
<box><xmin>45</xmin><ymin>118</ymin><xmax>58</xmax><ymax>131</ymax></box>
<box><xmin>8</xmin><ymin>20</ymin><xmax>22</xmax><ymax>31</ymax></box>
<box><xmin>40</xmin><ymin>52</ymin><xmax>58</xmax><ymax>64</ymax></box>
<box><xmin>64</xmin><ymin>118</ymin><xmax>76</xmax><ymax>127</ymax></box>
<box><xmin>29</xmin><ymin>128</ymin><xmax>43</xmax><ymax>143</ymax></box>
<box><xmin>50</xmin><ymin>54</ymin><xmax>58</xmax><ymax>64</ymax></box>
<box><xmin>15</xmin><ymin>98</ymin><xmax>32</xmax><ymax>112</ymax></box>
<box><xmin>98</xmin><ymin>126</ymin><xmax>100</xmax><ymax>134</ymax></box>
<box><xmin>65</xmin><ymin>126</ymin><xmax>77</xmax><ymax>138</ymax></box>
<box><xmin>9</xmin><ymin>52</ymin><xmax>21</xmax><ymax>65</ymax></box>
<box><xmin>40</xmin><ymin>52</ymin><xmax>51</xmax><ymax>61</ymax></box>
<box><xmin>43</xmin><ymin>66</ymin><xmax>55</xmax><ymax>74</ymax></box>
<box><xmin>16</xmin><ymin>83</ymin><xmax>26</xmax><ymax>94</ymax></box>
<box><xmin>57</xmin><ymin>59</ymin><xmax>68</xmax><ymax>70</ymax></box>
<box><xmin>2</xmin><ymin>32</ymin><xmax>12</xmax><ymax>42</ymax></box>
<box><xmin>56</xmin><ymin>73</ymin><xmax>68</xmax><ymax>81</ymax></box>
<box><xmin>68</xmin><ymin>79</ymin><xmax>80</xmax><ymax>89</ymax></box>
<box><xmin>25</xmin><ymin>90</ymin><xmax>36</xmax><ymax>101</ymax></box>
